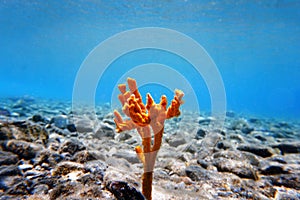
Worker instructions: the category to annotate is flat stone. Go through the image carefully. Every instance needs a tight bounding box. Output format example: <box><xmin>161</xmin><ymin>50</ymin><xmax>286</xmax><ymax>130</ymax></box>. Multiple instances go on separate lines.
<box><xmin>167</xmin><ymin>136</ymin><xmax>187</xmax><ymax>147</ymax></box>
<box><xmin>72</xmin><ymin>150</ymin><xmax>105</xmax><ymax>163</ymax></box>
<box><xmin>213</xmin><ymin>157</ymin><xmax>258</xmax><ymax>180</ymax></box>
<box><xmin>51</xmin><ymin>161</ymin><xmax>84</xmax><ymax>176</ymax></box>
<box><xmin>271</xmin><ymin>142</ymin><xmax>300</xmax><ymax>154</ymax></box>
<box><xmin>0</xmin><ymin>165</ymin><xmax>21</xmax><ymax>176</ymax></box>
<box><xmin>58</xmin><ymin>139</ymin><xmax>85</xmax><ymax>155</ymax></box>
<box><xmin>75</xmin><ymin>119</ymin><xmax>94</xmax><ymax>133</ymax></box>
<box><xmin>195</xmin><ymin>128</ymin><xmax>206</xmax><ymax>139</ymax></box>
<box><xmin>269</xmin><ymin>173</ymin><xmax>300</xmax><ymax>190</ymax></box>
<box><xmin>51</xmin><ymin>115</ymin><xmax>69</xmax><ymax>129</ymax></box>
<box><xmin>0</xmin><ymin>151</ymin><xmax>18</xmax><ymax>165</ymax></box>
<box><xmin>5</xmin><ymin>139</ymin><xmax>43</xmax><ymax>159</ymax></box>
<box><xmin>237</xmin><ymin>144</ymin><xmax>274</xmax><ymax>158</ymax></box>
<box><xmin>196</xmin><ymin>133</ymin><xmax>222</xmax><ymax>160</ymax></box>
<box><xmin>260</xmin><ymin>164</ymin><xmax>289</xmax><ymax>175</ymax></box>
<box><xmin>112</xmin><ymin>151</ymin><xmax>140</xmax><ymax>164</ymax></box>
<box><xmin>185</xmin><ymin>165</ymin><xmax>212</xmax><ymax>181</ymax></box>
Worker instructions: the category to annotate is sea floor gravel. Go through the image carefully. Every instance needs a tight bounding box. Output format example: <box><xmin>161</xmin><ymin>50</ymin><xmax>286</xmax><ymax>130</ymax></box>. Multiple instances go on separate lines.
<box><xmin>0</xmin><ymin>97</ymin><xmax>299</xmax><ymax>200</ymax></box>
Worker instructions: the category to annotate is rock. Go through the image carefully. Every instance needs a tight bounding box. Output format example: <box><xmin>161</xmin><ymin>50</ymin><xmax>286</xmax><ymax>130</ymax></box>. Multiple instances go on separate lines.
<box><xmin>213</xmin><ymin>157</ymin><xmax>258</xmax><ymax>180</ymax></box>
<box><xmin>0</xmin><ymin>107</ymin><xmax>10</xmax><ymax>116</ymax></box>
<box><xmin>0</xmin><ymin>126</ymin><xmax>12</xmax><ymax>140</ymax></box>
<box><xmin>237</xmin><ymin>144</ymin><xmax>274</xmax><ymax>158</ymax></box>
<box><xmin>105</xmin><ymin>156</ymin><xmax>133</xmax><ymax>172</ymax></box>
<box><xmin>75</xmin><ymin>119</ymin><xmax>94</xmax><ymax>133</ymax></box>
<box><xmin>48</xmin><ymin>181</ymin><xmax>80</xmax><ymax>200</ymax></box>
<box><xmin>50</xmin><ymin>115</ymin><xmax>69</xmax><ymax>129</ymax></box>
<box><xmin>167</xmin><ymin>134</ymin><xmax>187</xmax><ymax>147</ymax></box>
<box><xmin>198</xmin><ymin>116</ymin><xmax>213</xmax><ymax>125</ymax></box>
<box><xmin>271</xmin><ymin>142</ymin><xmax>300</xmax><ymax>154</ymax></box>
<box><xmin>260</xmin><ymin>164</ymin><xmax>289</xmax><ymax>175</ymax></box>
<box><xmin>66</xmin><ymin>124</ymin><xmax>77</xmax><ymax>132</ymax></box>
<box><xmin>103</xmin><ymin>167</ymin><xmax>141</xmax><ymax>188</ymax></box>
<box><xmin>31</xmin><ymin>184</ymin><xmax>49</xmax><ymax>195</ymax></box>
<box><xmin>72</xmin><ymin>150</ymin><xmax>105</xmax><ymax>163</ymax></box>
<box><xmin>0</xmin><ymin>151</ymin><xmax>18</xmax><ymax>165</ymax></box>
<box><xmin>94</xmin><ymin>122</ymin><xmax>115</xmax><ymax>138</ymax></box>
<box><xmin>31</xmin><ymin>114</ymin><xmax>44</xmax><ymax>123</ymax></box>
<box><xmin>6</xmin><ymin>181</ymin><xmax>30</xmax><ymax>195</ymax></box>
<box><xmin>275</xmin><ymin>188</ymin><xmax>300</xmax><ymax>200</ymax></box>
<box><xmin>216</xmin><ymin>140</ymin><xmax>232</xmax><ymax>150</ymax></box>
<box><xmin>0</xmin><ymin>176</ymin><xmax>22</xmax><ymax>191</ymax></box>
<box><xmin>51</xmin><ymin>161</ymin><xmax>84</xmax><ymax>176</ymax></box>
<box><xmin>103</xmin><ymin>166</ymin><xmax>142</xmax><ymax>198</ymax></box>
<box><xmin>177</xmin><ymin>141</ymin><xmax>197</xmax><ymax>154</ymax></box>
<box><xmin>226</xmin><ymin>111</ymin><xmax>235</xmax><ymax>117</ymax></box>
<box><xmin>115</xmin><ymin>132</ymin><xmax>132</xmax><ymax>141</ymax></box>
<box><xmin>185</xmin><ymin>165</ymin><xmax>212</xmax><ymax>181</ymax></box>
<box><xmin>4</xmin><ymin>121</ymin><xmax>49</xmax><ymax>144</ymax></box>
<box><xmin>269</xmin><ymin>173</ymin><xmax>300</xmax><ymax>190</ymax></box>
<box><xmin>196</xmin><ymin>133</ymin><xmax>223</xmax><ymax>160</ymax></box>
<box><xmin>58</xmin><ymin>139</ymin><xmax>85</xmax><ymax>155</ymax></box>
<box><xmin>112</xmin><ymin>151</ymin><xmax>140</xmax><ymax>164</ymax></box>
<box><xmin>34</xmin><ymin>149</ymin><xmax>63</xmax><ymax>167</ymax></box>
<box><xmin>84</xmin><ymin>160</ymin><xmax>107</xmax><ymax>179</ymax></box>
<box><xmin>18</xmin><ymin>164</ymin><xmax>33</xmax><ymax>171</ymax></box>
<box><xmin>0</xmin><ymin>165</ymin><xmax>21</xmax><ymax>176</ymax></box>
<box><xmin>106</xmin><ymin>181</ymin><xmax>145</xmax><ymax>200</ymax></box>
<box><xmin>213</xmin><ymin>150</ymin><xmax>260</xmax><ymax>166</ymax></box>
<box><xmin>5</xmin><ymin>139</ymin><xmax>43</xmax><ymax>159</ymax></box>
<box><xmin>195</xmin><ymin>128</ymin><xmax>206</xmax><ymax>139</ymax></box>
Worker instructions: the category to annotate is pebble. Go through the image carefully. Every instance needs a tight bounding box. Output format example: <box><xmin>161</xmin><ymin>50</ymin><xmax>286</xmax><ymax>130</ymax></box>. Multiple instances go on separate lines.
<box><xmin>51</xmin><ymin>115</ymin><xmax>69</xmax><ymax>129</ymax></box>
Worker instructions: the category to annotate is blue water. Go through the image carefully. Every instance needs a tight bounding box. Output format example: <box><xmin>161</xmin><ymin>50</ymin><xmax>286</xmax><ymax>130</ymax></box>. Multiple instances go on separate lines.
<box><xmin>1</xmin><ymin>0</ymin><xmax>299</xmax><ymax>119</ymax></box>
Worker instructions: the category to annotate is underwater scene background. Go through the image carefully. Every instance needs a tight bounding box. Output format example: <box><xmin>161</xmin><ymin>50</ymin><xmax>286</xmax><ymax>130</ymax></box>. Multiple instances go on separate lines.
<box><xmin>1</xmin><ymin>0</ymin><xmax>299</xmax><ymax>119</ymax></box>
<box><xmin>1</xmin><ymin>1</ymin><xmax>300</xmax><ymax>200</ymax></box>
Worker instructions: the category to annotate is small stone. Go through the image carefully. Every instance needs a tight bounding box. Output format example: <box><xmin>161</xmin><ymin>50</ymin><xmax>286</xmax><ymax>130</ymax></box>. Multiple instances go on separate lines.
<box><xmin>10</xmin><ymin>112</ymin><xmax>20</xmax><ymax>118</ymax></box>
<box><xmin>185</xmin><ymin>165</ymin><xmax>211</xmax><ymax>181</ymax></box>
<box><xmin>0</xmin><ymin>126</ymin><xmax>12</xmax><ymax>140</ymax></box>
<box><xmin>72</xmin><ymin>150</ymin><xmax>105</xmax><ymax>163</ymax></box>
<box><xmin>0</xmin><ymin>165</ymin><xmax>21</xmax><ymax>176</ymax></box>
<box><xmin>237</xmin><ymin>144</ymin><xmax>274</xmax><ymax>158</ymax></box>
<box><xmin>269</xmin><ymin>173</ymin><xmax>300</xmax><ymax>190</ymax></box>
<box><xmin>196</xmin><ymin>133</ymin><xmax>222</xmax><ymax>160</ymax></box>
<box><xmin>261</xmin><ymin>165</ymin><xmax>288</xmax><ymax>175</ymax></box>
<box><xmin>115</xmin><ymin>132</ymin><xmax>132</xmax><ymax>141</ymax></box>
<box><xmin>58</xmin><ymin>139</ymin><xmax>86</xmax><ymax>155</ymax></box>
<box><xmin>94</xmin><ymin>122</ymin><xmax>115</xmax><ymax>138</ymax></box>
<box><xmin>31</xmin><ymin>184</ymin><xmax>49</xmax><ymax>195</ymax></box>
<box><xmin>226</xmin><ymin>111</ymin><xmax>235</xmax><ymax>117</ymax></box>
<box><xmin>51</xmin><ymin>115</ymin><xmax>69</xmax><ymax>129</ymax></box>
<box><xmin>75</xmin><ymin>119</ymin><xmax>94</xmax><ymax>133</ymax></box>
<box><xmin>271</xmin><ymin>142</ymin><xmax>300</xmax><ymax>154</ymax></box>
<box><xmin>198</xmin><ymin>117</ymin><xmax>212</xmax><ymax>125</ymax></box>
<box><xmin>213</xmin><ymin>157</ymin><xmax>258</xmax><ymax>180</ymax></box>
<box><xmin>32</xmin><ymin>114</ymin><xmax>44</xmax><ymax>123</ymax></box>
<box><xmin>51</xmin><ymin>161</ymin><xmax>84</xmax><ymax>176</ymax></box>
<box><xmin>112</xmin><ymin>151</ymin><xmax>140</xmax><ymax>164</ymax></box>
<box><xmin>216</xmin><ymin>141</ymin><xmax>232</xmax><ymax>150</ymax></box>
<box><xmin>106</xmin><ymin>181</ymin><xmax>145</xmax><ymax>200</ymax></box>
<box><xmin>5</xmin><ymin>139</ymin><xmax>43</xmax><ymax>159</ymax></box>
<box><xmin>66</xmin><ymin>124</ymin><xmax>77</xmax><ymax>132</ymax></box>
<box><xmin>0</xmin><ymin>151</ymin><xmax>18</xmax><ymax>165</ymax></box>
<box><xmin>18</xmin><ymin>164</ymin><xmax>33</xmax><ymax>171</ymax></box>
<box><xmin>195</xmin><ymin>128</ymin><xmax>206</xmax><ymax>139</ymax></box>
<box><xmin>167</xmin><ymin>136</ymin><xmax>186</xmax><ymax>147</ymax></box>
<box><xmin>6</xmin><ymin>180</ymin><xmax>30</xmax><ymax>195</ymax></box>
<box><xmin>0</xmin><ymin>107</ymin><xmax>10</xmax><ymax>116</ymax></box>
<box><xmin>34</xmin><ymin>149</ymin><xmax>63</xmax><ymax>167</ymax></box>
